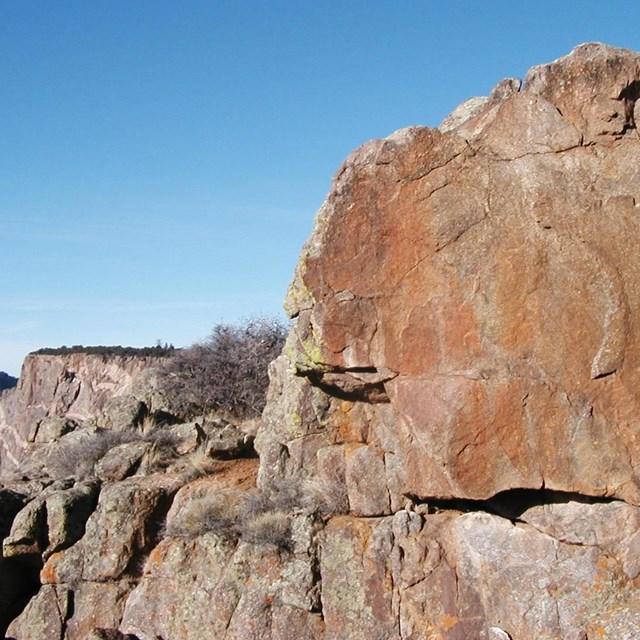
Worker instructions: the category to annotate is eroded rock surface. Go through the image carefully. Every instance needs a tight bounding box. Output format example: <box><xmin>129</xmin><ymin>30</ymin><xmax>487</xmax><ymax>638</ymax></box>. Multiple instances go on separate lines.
<box><xmin>275</xmin><ymin>42</ymin><xmax>640</xmax><ymax>507</ymax></box>
<box><xmin>0</xmin><ymin>353</ymin><xmax>164</xmax><ymax>476</ymax></box>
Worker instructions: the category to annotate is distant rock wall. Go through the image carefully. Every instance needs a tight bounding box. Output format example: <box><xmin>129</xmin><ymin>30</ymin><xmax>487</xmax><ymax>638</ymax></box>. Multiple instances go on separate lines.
<box><xmin>0</xmin><ymin>353</ymin><xmax>160</xmax><ymax>475</ymax></box>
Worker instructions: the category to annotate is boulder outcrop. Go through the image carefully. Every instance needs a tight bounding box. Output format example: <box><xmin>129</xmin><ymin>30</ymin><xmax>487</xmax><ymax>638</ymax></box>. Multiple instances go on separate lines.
<box><xmin>3</xmin><ymin>43</ymin><xmax>640</xmax><ymax>639</ymax></box>
<box><xmin>276</xmin><ymin>42</ymin><xmax>640</xmax><ymax>507</ymax></box>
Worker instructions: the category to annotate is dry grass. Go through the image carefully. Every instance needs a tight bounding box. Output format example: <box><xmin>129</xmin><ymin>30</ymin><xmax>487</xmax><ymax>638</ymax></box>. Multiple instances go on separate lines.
<box><xmin>176</xmin><ymin>445</ymin><xmax>220</xmax><ymax>483</ymax></box>
<box><xmin>44</xmin><ymin>429</ymin><xmax>139</xmax><ymax>480</ymax></box>
<box><xmin>164</xmin><ymin>491</ymin><xmax>243</xmax><ymax>541</ymax></box>
<box><xmin>43</xmin><ymin>424</ymin><xmax>184</xmax><ymax>481</ymax></box>
<box><xmin>164</xmin><ymin>472</ymin><xmax>348</xmax><ymax>550</ymax></box>
<box><xmin>240</xmin><ymin>510</ymin><xmax>292</xmax><ymax>550</ymax></box>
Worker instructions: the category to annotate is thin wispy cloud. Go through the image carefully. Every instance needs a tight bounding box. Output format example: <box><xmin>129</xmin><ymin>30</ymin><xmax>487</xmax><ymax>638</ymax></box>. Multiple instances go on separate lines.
<box><xmin>0</xmin><ymin>319</ymin><xmax>43</xmax><ymax>335</ymax></box>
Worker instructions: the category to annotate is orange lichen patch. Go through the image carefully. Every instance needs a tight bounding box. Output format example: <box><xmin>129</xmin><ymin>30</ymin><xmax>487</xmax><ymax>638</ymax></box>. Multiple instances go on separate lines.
<box><xmin>144</xmin><ymin>540</ymin><xmax>174</xmax><ymax>572</ymax></box>
<box><xmin>330</xmin><ymin>403</ymin><xmax>368</xmax><ymax>444</ymax></box>
<box><xmin>596</xmin><ymin>554</ymin><xmax>616</xmax><ymax>574</ymax></box>
<box><xmin>40</xmin><ymin>554</ymin><xmax>61</xmax><ymax>584</ymax></box>
<box><xmin>439</xmin><ymin>613</ymin><xmax>460</xmax><ymax>631</ymax></box>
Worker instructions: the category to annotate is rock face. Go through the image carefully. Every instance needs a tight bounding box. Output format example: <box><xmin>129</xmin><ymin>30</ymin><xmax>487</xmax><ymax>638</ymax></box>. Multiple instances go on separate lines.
<box><xmin>0</xmin><ymin>353</ymin><xmax>162</xmax><ymax>475</ymax></box>
<box><xmin>3</xmin><ymin>43</ymin><xmax>640</xmax><ymax>640</ymax></box>
<box><xmin>277</xmin><ymin>42</ymin><xmax>640</xmax><ymax>507</ymax></box>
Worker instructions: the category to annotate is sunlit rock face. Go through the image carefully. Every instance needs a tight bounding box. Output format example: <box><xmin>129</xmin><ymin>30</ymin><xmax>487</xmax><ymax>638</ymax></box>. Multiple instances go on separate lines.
<box><xmin>0</xmin><ymin>353</ymin><xmax>162</xmax><ymax>475</ymax></box>
<box><xmin>269</xmin><ymin>42</ymin><xmax>640</xmax><ymax>509</ymax></box>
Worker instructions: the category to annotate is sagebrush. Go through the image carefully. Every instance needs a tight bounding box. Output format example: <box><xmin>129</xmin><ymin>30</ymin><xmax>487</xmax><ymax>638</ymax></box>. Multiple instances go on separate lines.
<box><xmin>157</xmin><ymin>317</ymin><xmax>287</xmax><ymax>419</ymax></box>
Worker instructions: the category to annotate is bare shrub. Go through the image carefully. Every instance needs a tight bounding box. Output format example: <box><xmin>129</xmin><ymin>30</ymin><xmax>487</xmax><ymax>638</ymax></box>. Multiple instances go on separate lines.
<box><xmin>235</xmin><ymin>478</ymin><xmax>309</xmax><ymax>551</ymax></box>
<box><xmin>157</xmin><ymin>317</ymin><xmax>287</xmax><ymax>419</ymax></box>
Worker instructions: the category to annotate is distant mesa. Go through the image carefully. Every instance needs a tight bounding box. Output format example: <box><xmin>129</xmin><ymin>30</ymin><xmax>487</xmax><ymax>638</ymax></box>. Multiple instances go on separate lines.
<box><xmin>0</xmin><ymin>371</ymin><xmax>17</xmax><ymax>392</ymax></box>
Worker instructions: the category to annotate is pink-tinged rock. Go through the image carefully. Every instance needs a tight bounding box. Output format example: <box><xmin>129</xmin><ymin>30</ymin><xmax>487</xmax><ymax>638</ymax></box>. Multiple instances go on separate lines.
<box><xmin>5</xmin><ymin>584</ymin><xmax>70</xmax><ymax>640</ymax></box>
<box><xmin>120</xmin><ymin>535</ymin><xmax>243</xmax><ymax>640</ymax></box>
<box><xmin>121</xmin><ymin>531</ymin><xmax>323</xmax><ymax>640</ymax></box>
<box><xmin>273</xmin><ymin>42</ymin><xmax>640</xmax><ymax>507</ymax></box>
<box><xmin>319</xmin><ymin>502</ymin><xmax>640</xmax><ymax>640</ymax></box>
<box><xmin>64</xmin><ymin>581</ymin><xmax>135</xmax><ymax>640</ymax></box>
<box><xmin>42</xmin><ymin>475</ymin><xmax>180</xmax><ymax>584</ymax></box>
<box><xmin>0</xmin><ymin>353</ymin><xmax>162</xmax><ymax>476</ymax></box>
<box><xmin>320</xmin><ymin>516</ymin><xmax>397</xmax><ymax>640</ymax></box>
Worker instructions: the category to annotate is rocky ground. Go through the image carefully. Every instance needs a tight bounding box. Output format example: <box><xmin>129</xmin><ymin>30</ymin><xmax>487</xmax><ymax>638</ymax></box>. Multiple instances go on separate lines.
<box><xmin>2</xmin><ymin>42</ymin><xmax>640</xmax><ymax>639</ymax></box>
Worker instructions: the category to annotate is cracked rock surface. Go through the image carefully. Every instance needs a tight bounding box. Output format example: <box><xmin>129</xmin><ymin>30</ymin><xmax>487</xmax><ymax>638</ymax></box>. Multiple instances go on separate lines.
<box><xmin>280</xmin><ymin>42</ymin><xmax>640</xmax><ymax>506</ymax></box>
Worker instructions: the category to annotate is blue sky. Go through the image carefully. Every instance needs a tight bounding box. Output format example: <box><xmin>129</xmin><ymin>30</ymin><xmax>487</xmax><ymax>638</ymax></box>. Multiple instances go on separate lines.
<box><xmin>2</xmin><ymin>1</ymin><xmax>639</xmax><ymax>375</ymax></box>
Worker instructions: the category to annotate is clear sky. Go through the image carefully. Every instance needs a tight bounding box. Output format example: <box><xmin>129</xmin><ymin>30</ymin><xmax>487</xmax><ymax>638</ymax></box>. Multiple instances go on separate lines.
<box><xmin>2</xmin><ymin>1</ymin><xmax>639</xmax><ymax>376</ymax></box>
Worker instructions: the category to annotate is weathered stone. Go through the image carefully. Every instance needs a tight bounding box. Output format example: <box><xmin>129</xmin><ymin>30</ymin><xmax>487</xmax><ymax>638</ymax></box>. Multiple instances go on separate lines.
<box><xmin>524</xmin><ymin>43</ymin><xmax>640</xmax><ymax>143</ymax></box>
<box><xmin>202</xmin><ymin>420</ymin><xmax>255</xmax><ymax>459</ymax></box>
<box><xmin>29</xmin><ymin>416</ymin><xmax>79</xmax><ymax>444</ymax></box>
<box><xmin>42</xmin><ymin>475</ymin><xmax>180</xmax><ymax>584</ymax></box>
<box><xmin>95</xmin><ymin>441</ymin><xmax>153</xmax><ymax>482</ymax></box>
<box><xmin>5</xmin><ymin>584</ymin><xmax>70</xmax><ymax>640</ymax></box>
<box><xmin>3</xmin><ymin>496</ymin><xmax>46</xmax><ymax>558</ymax></box>
<box><xmin>161</xmin><ymin>421</ymin><xmax>203</xmax><ymax>456</ymax></box>
<box><xmin>439</xmin><ymin>96</ymin><xmax>490</xmax><ymax>133</ymax></box>
<box><xmin>64</xmin><ymin>581</ymin><xmax>135</xmax><ymax>640</ymax></box>
<box><xmin>271</xmin><ymin>42</ymin><xmax>640</xmax><ymax>508</ymax></box>
<box><xmin>98</xmin><ymin>396</ymin><xmax>148</xmax><ymax>431</ymax></box>
<box><xmin>3</xmin><ymin>480</ymin><xmax>99</xmax><ymax>561</ymax></box>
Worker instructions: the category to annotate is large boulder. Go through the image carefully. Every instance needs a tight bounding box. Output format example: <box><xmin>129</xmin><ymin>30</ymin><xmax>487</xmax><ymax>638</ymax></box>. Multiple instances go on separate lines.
<box><xmin>262</xmin><ymin>43</ymin><xmax>640</xmax><ymax>509</ymax></box>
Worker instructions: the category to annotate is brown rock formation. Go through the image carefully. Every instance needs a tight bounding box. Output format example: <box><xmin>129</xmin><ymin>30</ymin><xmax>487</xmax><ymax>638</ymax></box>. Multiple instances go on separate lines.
<box><xmin>275</xmin><ymin>42</ymin><xmax>640</xmax><ymax>507</ymax></box>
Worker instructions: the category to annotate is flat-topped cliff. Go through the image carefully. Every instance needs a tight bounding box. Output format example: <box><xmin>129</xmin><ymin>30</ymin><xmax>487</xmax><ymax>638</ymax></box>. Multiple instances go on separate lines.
<box><xmin>0</xmin><ymin>353</ymin><xmax>163</xmax><ymax>476</ymax></box>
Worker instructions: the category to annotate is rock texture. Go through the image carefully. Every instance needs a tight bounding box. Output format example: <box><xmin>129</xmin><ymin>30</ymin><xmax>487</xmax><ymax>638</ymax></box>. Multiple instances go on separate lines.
<box><xmin>278</xmin><ymin>42</ymin><xmax>640</xmax><ymax>507</ymax></box>
<box><xmin>0</xmin><ymin>353</ymin><xmax>163</xmax><ymax>476</ymax></box>
<box><xmin>3</xmin><ymin>43</ymin><xmax>640</xmax><ymax>640</ymax></box>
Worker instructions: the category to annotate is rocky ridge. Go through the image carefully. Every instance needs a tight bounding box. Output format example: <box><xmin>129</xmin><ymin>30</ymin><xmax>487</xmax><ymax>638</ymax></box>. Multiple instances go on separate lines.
<box><xmin>1</xmin><ymin>43</ymin><xmax>640</xmax><ymax>639</ymax></box>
